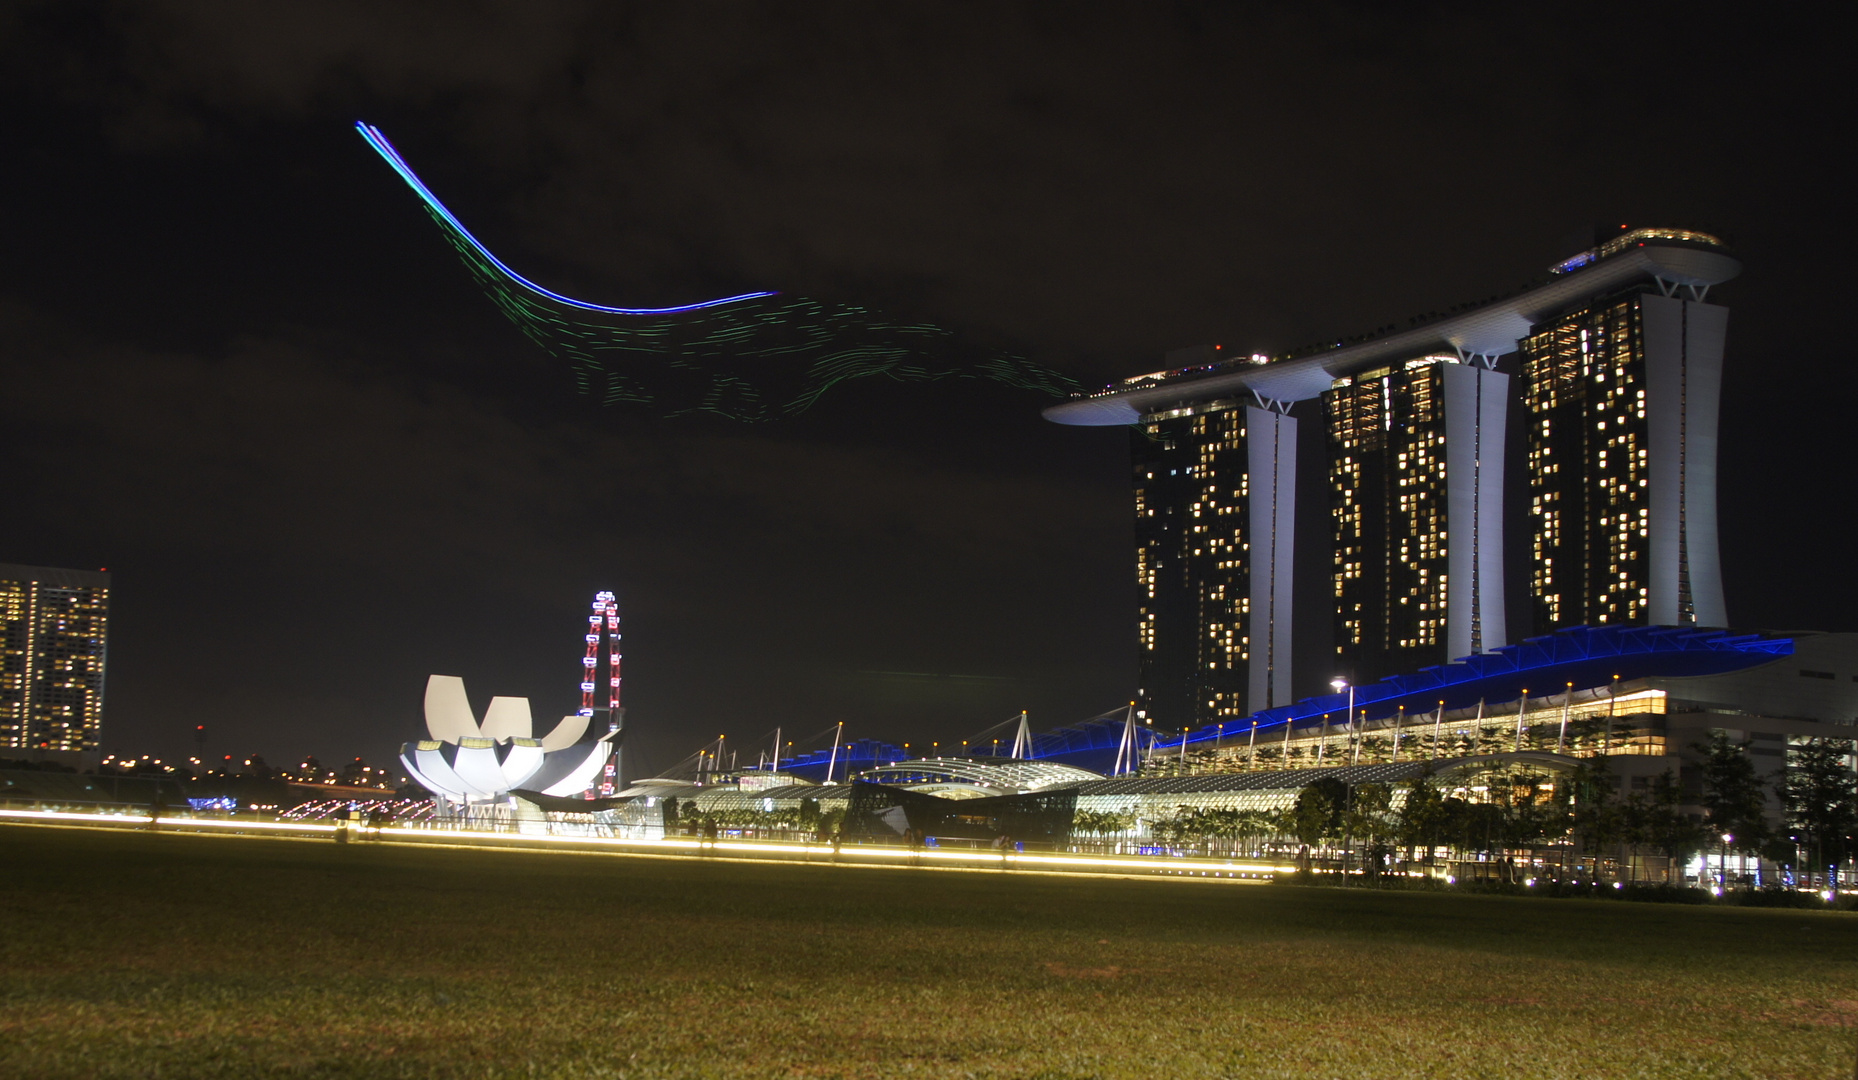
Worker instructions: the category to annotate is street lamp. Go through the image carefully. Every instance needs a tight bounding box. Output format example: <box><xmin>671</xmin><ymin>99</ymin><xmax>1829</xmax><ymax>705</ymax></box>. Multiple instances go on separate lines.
<box><xmin>1719</xmin><ymin>832</ymin><xmax>1734</xmax><ymax>896</ymax></box>
<box><xmin>1330</xmin><ymin>676</ymin><xmax>1360</xmax><ymax>762</ymax></box>
<box><xmin>1331</xmin><ymin>679</ymin><xmax>1356</xmax><ymax>766</ymax></box>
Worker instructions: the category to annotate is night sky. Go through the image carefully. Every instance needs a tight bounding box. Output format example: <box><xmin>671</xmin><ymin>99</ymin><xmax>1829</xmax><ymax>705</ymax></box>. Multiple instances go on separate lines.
<box><xmin>1</xmin><ymin>5</ymin><xmax>1842</xmax><ymax>778</ymax></box>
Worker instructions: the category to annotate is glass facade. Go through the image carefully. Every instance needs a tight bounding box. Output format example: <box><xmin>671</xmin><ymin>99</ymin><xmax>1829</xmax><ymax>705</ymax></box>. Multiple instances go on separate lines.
<box><xmin>0</xmin><ymin>564</ymin><xmax>110</xmax><ymax>756</ymax></box>
<box><xmin>1131</xmin><ymin>406</ymin><xmax>1251</xmax><ymax>729</ymax></box>
<box><xmin>1112</xmin><ymin>233</ymin><xmax>1729</xmax><ymax>729</ymax></box>
<box><xmin>1522</xmin><ymin>294</ymin><xmax>1654</xmax><ymax>631</ymax></box>
<box><xmin>1324</xmin><ymin>358</ymin><xmax>1453</xmax><ymax>683</ymax></box>
<box><xmin>1146</xmin><ymin>691</ymin><xmax>1673</xmax><ymax>776</ymax></box>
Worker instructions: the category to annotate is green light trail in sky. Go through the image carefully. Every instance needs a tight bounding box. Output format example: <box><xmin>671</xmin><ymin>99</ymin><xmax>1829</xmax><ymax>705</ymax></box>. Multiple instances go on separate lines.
<box><xmin>362</xmin><ymin>122</ymin><xmax>1077</xmax><ymax>420</ymax></box>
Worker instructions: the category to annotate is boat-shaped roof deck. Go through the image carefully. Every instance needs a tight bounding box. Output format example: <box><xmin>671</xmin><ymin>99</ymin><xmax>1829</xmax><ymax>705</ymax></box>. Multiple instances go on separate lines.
<box><xmin>1045</xmin><ymin>229</ymin><xmax>1740</xmax><ymax>426</ymax></box>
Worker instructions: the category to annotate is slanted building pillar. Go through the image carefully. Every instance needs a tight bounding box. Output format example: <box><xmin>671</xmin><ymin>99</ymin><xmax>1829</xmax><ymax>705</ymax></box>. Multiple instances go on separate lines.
<box><xmin>1246</xmin><ymin>399</ymin><xmax>1297</xmax><ymax>711</ymax></box>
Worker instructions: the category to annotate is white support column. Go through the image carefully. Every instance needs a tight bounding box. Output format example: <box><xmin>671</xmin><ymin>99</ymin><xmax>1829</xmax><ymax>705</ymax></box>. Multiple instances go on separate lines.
<box><xmin>1443</xmin><ymin>362</ymin><xmax>1509</xmax><ymax>659</ymax></box>
<box><xmin>1245</xmin><ymin>404</ymin><xmax>1297</xmax><ymax>712</ymax></box>
<box><xmin>1643</xmin><ymin>294</ymin><xmax>1728</xmax><ymax>627</ymax></box>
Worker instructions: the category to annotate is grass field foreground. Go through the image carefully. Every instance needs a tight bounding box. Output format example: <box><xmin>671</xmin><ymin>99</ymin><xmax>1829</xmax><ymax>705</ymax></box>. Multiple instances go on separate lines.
<box><xmin>1</xmin><ymin>823</ymin><xmax>1854</xmax><ymax>1079</ymax></box>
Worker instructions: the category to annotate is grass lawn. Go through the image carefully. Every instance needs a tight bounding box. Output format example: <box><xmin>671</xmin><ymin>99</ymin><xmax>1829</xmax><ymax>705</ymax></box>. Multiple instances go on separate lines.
<box><xmin>1</xmin><ymin>823</ymin><xmax>1853</xmax><ymax>1079</ymax></box>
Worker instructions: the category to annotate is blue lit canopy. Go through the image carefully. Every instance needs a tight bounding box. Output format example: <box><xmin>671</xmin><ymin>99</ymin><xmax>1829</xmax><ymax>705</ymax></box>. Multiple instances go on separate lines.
<box><xmin>1168</xmin><ymin>625</ymin><xmax>1790</xmax><ymax>751</ymax></box>
<box><xmin>737</xmin><ymin>627</ymin><xmax>1790</xmax><ymax>780</ymax></box>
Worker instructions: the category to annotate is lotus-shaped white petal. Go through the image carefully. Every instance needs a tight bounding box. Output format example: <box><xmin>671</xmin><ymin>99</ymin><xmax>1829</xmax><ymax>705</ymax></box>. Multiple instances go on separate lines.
<box><xmin>403</xmin><ymin>675</ymin><xmax>614</xmax><ymax>803</ymax></box>
<box><xmin>449</xmin><ymin>738</ymin><xmax>517</xmax><ymax>794</ymax></box>
<box><xmin>399</xmin><ymin>741</ymin><xmax>448</xmax><ymax>796</ymax></box>
<box><xmin>537</xmin><ymin>741</ymin><xmax>611</xmax><ymax>797</ymax></box>
<box><xmin>479</xmin><ymin>696</ymin><xmax>533</xmax><ymax>741</ymax></box>
<box><xmin>501</xmin><ymin>739</ymin><xmax>546</xmax><ymax>789</ymax></box>
<box><xmin>410</xmin><ymin>741</ymin><xmax>492</xmax><ymax>799</ymax></box>
<box><xmin>424</xmin><ymin>676</ymin><xmax>480</xmax><ymax>743</ymax></box>
<box><xmin>539</xmin><ymin>713</ymin><xmax>589</xmax><ymax>752</ymax></box>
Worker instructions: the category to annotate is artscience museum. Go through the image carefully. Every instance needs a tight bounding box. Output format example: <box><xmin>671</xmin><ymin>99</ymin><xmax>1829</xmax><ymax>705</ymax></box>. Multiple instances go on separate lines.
<box><xmin>398</xmin><ymin>675</ymin><xmax>614</xmax><ymax>804</ymax></box>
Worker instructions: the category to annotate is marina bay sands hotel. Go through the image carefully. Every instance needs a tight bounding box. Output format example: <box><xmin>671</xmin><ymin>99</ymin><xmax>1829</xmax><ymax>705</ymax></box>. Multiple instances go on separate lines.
<box><xmin>1045</xmin><ymin>227</ymin><xmax>1740</xmax><ymax>730</ymax></box>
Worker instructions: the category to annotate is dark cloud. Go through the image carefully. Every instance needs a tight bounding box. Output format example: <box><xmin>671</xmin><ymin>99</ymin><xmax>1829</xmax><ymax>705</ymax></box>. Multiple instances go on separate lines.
<box><xmin>35</xmin><ymin>4</ymin><xmax>1831</xmax><ymax>358</ymax></box>
<box><xmin>4</xmin><ymin>315</ymin><xmax>1108</xmax><ymax>588</ymax></box>
<box><xmin>0</xmin><ymin>299</ymin><xmax>1127</xmax><ymax>767</ymax></box>
<box><xmin>0</xmin><ymin>4</ymin><xmax>1843</xmax><ymax>771</ymax></box>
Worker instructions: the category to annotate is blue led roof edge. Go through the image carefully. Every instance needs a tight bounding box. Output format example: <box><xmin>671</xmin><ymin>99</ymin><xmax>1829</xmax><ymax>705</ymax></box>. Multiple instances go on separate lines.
<box><xmin>1160</xmin><ymin>625</ymin><xmax>1793</xmax><ymax>749</ymax></box>
<box><xmin>721</xmin><ymin>627</ymin><xmax>1793</xmax><ymax>780</ymax></box>
<box><xmin>355</xmin><ymin>122</ymin><xmax>777</xmax><ymax>316</ymax></box>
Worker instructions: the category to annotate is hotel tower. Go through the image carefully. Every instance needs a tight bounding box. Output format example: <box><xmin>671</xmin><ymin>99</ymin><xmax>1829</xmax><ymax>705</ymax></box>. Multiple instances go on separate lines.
<box><xmin>1131</xmin><ymin>345</ymin><xmax>1297</xmax><ymax>726</ymax></box>
<box><xmin>1325</xmin><ymin>355</ymin><xmax>1508</xmax><ymax>684</ymax></box>
<box><xmin>1047</xmin><ymin>228</ymin><xmax>1739</xmax><ymax>729</ymax></box>
<box><xmin>1520</xmin><ymin>272</ymin><xmax>1729</xmax><ymax>632</ymax></box>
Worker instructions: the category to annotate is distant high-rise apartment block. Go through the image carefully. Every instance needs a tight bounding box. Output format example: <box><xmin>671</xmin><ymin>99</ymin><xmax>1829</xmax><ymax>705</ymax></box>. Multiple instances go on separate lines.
<box><xmin>1047</xmin><ymin>228</ymin><xmax>1738</xmax><ymax>729</ymax></box>
<box><xmin>0</xmin><ymin>563</ymin><xmax>110</xmax><ymax>759</ymax></box>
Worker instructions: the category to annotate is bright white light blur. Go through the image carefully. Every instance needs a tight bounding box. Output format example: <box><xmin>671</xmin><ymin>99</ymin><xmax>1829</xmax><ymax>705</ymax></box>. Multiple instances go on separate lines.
<box><xmin>0</xmin><ymin>807</ymin><xmax>1301</xmax><ymax>882</ymax></box>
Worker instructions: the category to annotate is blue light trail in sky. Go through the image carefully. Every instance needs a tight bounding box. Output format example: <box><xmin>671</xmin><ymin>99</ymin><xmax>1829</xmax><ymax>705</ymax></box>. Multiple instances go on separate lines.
<box><xmin>356</xmin><ymin>122</ymin><xmax>776</xmax><ymax>315</ymax></box>
<box><xmin>354</xmin><ymin>121</ymin><xmax>1078</xmax><ymax>421</ymax></box>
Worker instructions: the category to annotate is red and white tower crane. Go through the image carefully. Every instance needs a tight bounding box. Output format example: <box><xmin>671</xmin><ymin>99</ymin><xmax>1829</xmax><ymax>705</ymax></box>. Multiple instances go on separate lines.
<box><xmin>579</xmin><ymin>590</ymin><xmax>623</xmax><ymax>796</ymax></box>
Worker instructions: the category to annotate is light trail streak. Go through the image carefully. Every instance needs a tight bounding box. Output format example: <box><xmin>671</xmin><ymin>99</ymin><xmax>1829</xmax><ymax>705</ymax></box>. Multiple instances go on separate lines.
<box><xmin>355</xmin><ymin>122</ymin><xmax>775</xmax><ymax>315</ymax></box>
<box><xmin>0</xmin><ymin>807</ymin><xmax>1295</xmax><ymax>881</ymax></box>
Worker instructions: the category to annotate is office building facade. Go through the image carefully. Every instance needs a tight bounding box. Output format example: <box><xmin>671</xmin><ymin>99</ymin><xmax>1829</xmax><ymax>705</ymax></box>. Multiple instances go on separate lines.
<box><xmin>0</xmin><ymin>563</ymin><xmax>111</xmax><ymax>760</ymax></box>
